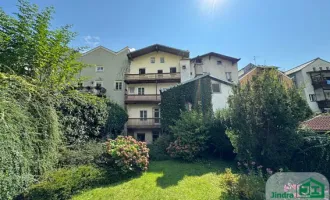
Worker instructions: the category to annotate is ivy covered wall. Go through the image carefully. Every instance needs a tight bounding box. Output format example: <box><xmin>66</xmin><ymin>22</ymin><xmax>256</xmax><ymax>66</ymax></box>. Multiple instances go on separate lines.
<box><xmin>160</xmin><ymin>76</ymin><xmax>213</xmax><ymax>133</ymax></box>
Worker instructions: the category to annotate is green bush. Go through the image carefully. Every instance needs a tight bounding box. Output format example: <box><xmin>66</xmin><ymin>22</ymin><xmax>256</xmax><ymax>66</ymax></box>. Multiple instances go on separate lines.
<box><xmin>106</xmin><ymin>136</ymin><xmax>149</xmax><ymax>174</ymax></box>
<box><xmin>291</xmin><ymin>129</ymin><xmax>330</xmax><ymax>178</ymax></box>
<box><xmin>148</xmin><ymin>135</ymin><xmax>172</xmax><ymax>161</ymax></box>
<box><xmin>0</xmin><ymin>73</ymin><xmax>61</xmax><ymax>199</ymax></box>
<box><xmin>58</xmin><ymin>141</ymin><xmax>105</xmax><ymax>167</ymax></box>
<box><xmin>27</xmin><ymin>165</ymin><xmax>109</xmax><ymax>200</ymax></box>
<box><xmin>167</xmin><ymin>111</ymin><xmax>209</xmax><ymax>161</ymax></box>
<box><xmin>105</xmin><ymin>103</ymin><xmax>128</xmax><ymax>138</ymax></box>
<box><xmin>227</xmin><ymin>70</ymin><xmax>312</xmax><ymax>169</ymax></box>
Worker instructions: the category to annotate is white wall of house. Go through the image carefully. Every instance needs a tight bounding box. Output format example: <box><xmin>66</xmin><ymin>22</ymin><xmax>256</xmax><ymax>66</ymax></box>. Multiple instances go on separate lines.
<box><xmin>126</xmin><ymin>104</ymin><xmax>159</xmax><ymax>118</ymax></box>
<box><xmin>180</xmin><ymin>59</ymin><xmax>193</xmax><ymax>82</ymax></box>
<box><xmin>126</xmin><ymin>83</ymin><xmax>176</xmax><ymax>95</ymax></box>
<box><xmin>211</xmin><ymin>79</ymin><xmax>233</xmax><ymax>112</ymax></box>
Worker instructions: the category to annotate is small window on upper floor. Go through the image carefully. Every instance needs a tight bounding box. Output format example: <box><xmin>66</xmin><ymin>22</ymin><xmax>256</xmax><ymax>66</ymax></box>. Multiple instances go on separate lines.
<box><xmin>170</xmin><ymin>67</ymin><xmax>177</xmax><ymax>73</ymax></box>
<box><xmin>309</xmin><ymin>94</ymin><xmax>316</xmax><ymax>102</ymax></box>
<box><xmin>139</xmin><ymin>68</ymin><xmax>146</xmax><ymax>74</ymax></box>
<box><xmin>96</xmin><ymin>66</ymin><xmax>104</xmax><ymax>72</ymax></box>
<box><xmin>150</xmin><ymin>57</ymin><xmax>155</xmax><ymax>63</ymax></box>
<box><xmin>212</xmin><ymin>83</ymin><xmax>221</xmax><ymax>93</ymax></box>
<box><xmin>115</xmin><ymin>81</ymin><xmax>123</xmax><ymax>90</ymax></box>
<box><xmin>160</xmin><ymin>57</ymin><xmax>165</xmax><ymax>63</ymax></box>
<box><xmin>226</xmin><ymin>72</ymin><xmax>232</xmax><ymax>81</ymax></box>
<box><xmin>217</xmin><ymin>60</ymin><xmax>222</xmax><ymax>65</ymax></box>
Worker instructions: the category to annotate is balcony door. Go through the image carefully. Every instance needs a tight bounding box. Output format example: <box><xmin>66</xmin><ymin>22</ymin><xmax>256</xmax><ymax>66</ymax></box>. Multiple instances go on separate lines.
<box><xmin>154</xmin><ymin>108</ymin><xmax>160</xmax><ymax>124</ymax></box>
<box><xmin>138</xmin><ymin>88</ymin><xmax>145</xmax><ymax>95</ymax></box>
<box><xmin>139</xmin><ymin>68</ymin><xmax>146</xmax><ymax>74</ymax></box>
<box><xmin>157</xmin><ymin>70</ymin><xmax>163</xmax><ymax>78</ymax></box>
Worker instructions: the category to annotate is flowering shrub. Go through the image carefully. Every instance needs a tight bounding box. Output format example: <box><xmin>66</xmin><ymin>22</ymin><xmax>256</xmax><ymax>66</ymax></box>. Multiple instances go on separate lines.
<box><xmin>106</xmin><ymin>136</ymin><xmax>149</xmax><ymax>174</ymax></box>
<box><xmin>167</xmin><ymin>138</ymin><xmax>205</xmax><ymax>161</ymax></box>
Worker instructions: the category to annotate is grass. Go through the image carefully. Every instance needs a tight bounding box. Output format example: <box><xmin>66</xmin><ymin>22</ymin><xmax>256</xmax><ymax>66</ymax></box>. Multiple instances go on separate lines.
<box><xmin>72</xmin><ymin>159</ymin><xmax>235</xmax><ymax>200</ymax></box>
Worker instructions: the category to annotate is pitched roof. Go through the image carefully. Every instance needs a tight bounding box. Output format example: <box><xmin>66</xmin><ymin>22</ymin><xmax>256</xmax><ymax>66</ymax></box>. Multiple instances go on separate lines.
<box><xmin>285</xmin><ymin>58</ymin><xmax>319</xmax><ymax>75</ymax></box>
<box><xmin>190</xmin><ymin>52</ymin><xmax>240</xmax><ymax>63</ymax></box>
<box><xmin>302</xmin><ymin>115</ymin><xmax>330</xmax><ymax>132</ymax></box>
<box><xmin>127</xmin><ymin>44</ymin><xmax>189</xmax><ymax>59</ymax></box>
<box><xmin>81</xmin><ymin>46</ymin><xmax>129</xmax><ymax>56</ymax></box>
<box><xmin>161</xmin><ymin>73</ymin><xmax>234</xmax><ymax>93</ymax></box>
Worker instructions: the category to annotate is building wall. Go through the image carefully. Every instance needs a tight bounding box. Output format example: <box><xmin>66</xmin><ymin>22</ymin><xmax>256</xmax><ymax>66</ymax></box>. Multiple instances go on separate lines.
<box><xmin>126</xmin><ymin>104</ymin><xmax>159</xmax><ymax>118</ymax></box>
<box><xmin>126</xmin><ymin>83</ymin><xmax>176</xmax><ymax>95</ymax></box>
<box><xmin>79</xmin><ymin>47</ymin><xmax>129</xmax><ymax>107</ymax></box>
<box><xmin>129</xmin><ymin>51</ymin><xmax>183</xmax><ymax>74</ymax></box>
<box><xmin>211</xmin><ymin>79</ymin><xmax>233</xmax><ymax>112</ymax></box>
<box><xmin>196</xmin><ymin>56</ymin><xmax>239</xmax><ymax>83</ymax></box>
<box><xmin>180</xmin><ymin>59</ymin><xmax>193</xmax><ymax>82</ymax></box>
<box><xmin>133</xmin><ymin>131</ymin><xmax>153</xmax><ymax>144</ymax></box>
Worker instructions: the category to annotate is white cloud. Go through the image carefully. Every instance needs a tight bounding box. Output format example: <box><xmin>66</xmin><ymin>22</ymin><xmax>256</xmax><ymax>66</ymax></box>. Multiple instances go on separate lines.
<box><xmin>83</xmin><ymin>35</ymin><xmax>100</xmax><ymax>48</ymax></box>
<box><xmin>129</xmin><ymin>48</ymin><xmax>136</xmax><ymax>52</ymax></box>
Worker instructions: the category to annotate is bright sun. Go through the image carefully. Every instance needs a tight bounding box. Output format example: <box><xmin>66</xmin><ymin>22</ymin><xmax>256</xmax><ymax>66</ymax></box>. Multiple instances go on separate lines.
<box><xmin>199</xmin><ymin>0</ymin><xmax>225</xmax><ymax>16</ymax></box>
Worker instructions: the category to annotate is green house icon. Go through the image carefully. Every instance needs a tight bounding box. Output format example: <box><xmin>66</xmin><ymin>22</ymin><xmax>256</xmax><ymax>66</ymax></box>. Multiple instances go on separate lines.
<box><xmin>297</xmin><ymin>178</ymin><xmax>325</xmax><ymax>198</ymax></box>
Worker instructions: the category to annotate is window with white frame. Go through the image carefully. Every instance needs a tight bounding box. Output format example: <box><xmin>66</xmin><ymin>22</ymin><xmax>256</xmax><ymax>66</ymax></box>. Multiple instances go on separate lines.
<box><xmin>115</xmin><ymin>81</ymin><xmax>123</xmax><ymax>90</ymax></box>
<box><xmin>140</xmin><ymin>110</ymin><xmax>147</xmax><ymax>120</ymax></box>
<box><xmin>129</xmin><ymin>87</ymin><xmax>135</xmax><ymax>94</ymax></box>
<box><xmin>212</xmin><ymin>83</ymin><xmax>221</xmax><ymax>93</ymax></box>
<box><xmin>226</xmin><ymin>72</ymin><xmax>232</xmax><ymax>81</ymax></box>
<box><xmin>309</xmin><ymin>94</ymin><xmax>317</xmax><ymax>102</ymax></box>
<box><xmin>96</xmin><ymin>66</ymin><xmax>104</xmax><ymax>72</ymax></box>
<box><xmin>150</xmin><ymin>57</ymin><xmax>155</xmax><ymax>63</ymax></box>
<box><xmin>138</xmin><ymin>88</ymin><xmax>145</xmax><ymax>95</ymax></box>
<box><xmin>95</xmin><ymin>81</ymin><xmax>103</xmax><ymax>88</ymax></box>
<box><xmin>160</xmin><ymin>57</ymin><xmax>165</xmax><ymax>63</ymax></box>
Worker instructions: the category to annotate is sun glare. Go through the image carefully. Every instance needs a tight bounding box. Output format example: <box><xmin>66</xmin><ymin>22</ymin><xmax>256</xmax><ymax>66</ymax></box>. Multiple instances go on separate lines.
<box><xmin>199</xmin><ymin>0</ymin><xmax>225</xmax><ymax>16</ymax></box>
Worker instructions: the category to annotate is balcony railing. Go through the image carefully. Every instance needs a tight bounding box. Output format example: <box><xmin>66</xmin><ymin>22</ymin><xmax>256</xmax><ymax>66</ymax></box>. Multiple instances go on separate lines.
<box><xmin>317</xmin><ymin>100</ymin><xmax>330</xmax><ymax>112</ymax></box>
<box><xmin>127</xmin><ymin>118</ymin><xmax>161</xmax><ymax>129</ymax></box>
<box><xmin>125</xmin><ymin>94</ymin><xmax>161</xmax><ymax>103</ymax></box>
<box><xmin>311</xmin><ymin>77</ymin><xmax>330</xmax><ymax>89</ymax></box>
<box><xmin>125</xmin><ymin>73</ymin><xmax>180</xmax><ymax>83</ymax></box>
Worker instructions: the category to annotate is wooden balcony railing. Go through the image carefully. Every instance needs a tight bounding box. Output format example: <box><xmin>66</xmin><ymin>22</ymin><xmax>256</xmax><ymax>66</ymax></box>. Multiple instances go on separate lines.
<box><xmin>127</xmin><ymin>118</ymin><xmax>161</xmax><ymax>129</ymax></box>
<box><xmin>125</xmin><ymin>94</ymin><xmax>161</xmax><ymax>103</ymax></box>
<box><xmin>124</xmin><ymin>73</ymin><xmax>180</xmax><ymax>83</ymax></box>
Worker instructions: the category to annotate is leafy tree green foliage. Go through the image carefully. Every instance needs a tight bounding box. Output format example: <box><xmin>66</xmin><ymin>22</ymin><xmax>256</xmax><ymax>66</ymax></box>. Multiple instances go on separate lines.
<box><xmin>0</xmin><ymin>73</ymin><xmax>61</xmax><ymax>199</ymax></box>
<box><xmin>105</xmin><ymin>136</ymin><xmax>149</xmax><ymax>174</ymax></box>
<box><xmin>148</xmin><ymin>135</ymin><xmax>172</xmax><ymax>161</ymax></box>
<box><xmin>56</xmin><ymin>90</ymin><xmax>109</xmax><ymax>144</ymax></box>
<box><xmin>207</xmin><ymin>110</ymin><xmax>235</xmax><ymax>160</ymax></box>
<box><xmin>105</xmin><ymin>103</ymin><xmax>128</xmax><ymax>138</ymax></box>
<box><xmin>226</xmin><ymin>69</ymin><xmax>312</xmax><ymax>169</ymax></box>
<box><xmin>291</xmin><ymin>129</ymin><xmax>330</xmax><ymax>178</ymax></box>
<box><xmin>160</xmin><ymin>76</ymin><xmax>212</xmax><ymax>133</ymax></box>
<box><xmin>56</xmin><ymin>90</ymin><xmax>127</xmax><ymax>145</ymax></box>
<box><xmin>0</xmin><ymin>0</ymin><xmax>86</xmax><ymax>91</ymax></box>
<box><xmin>167</xmin><ymin>111</ymin><xmax>210</xmax><ymax>161</ymax></box>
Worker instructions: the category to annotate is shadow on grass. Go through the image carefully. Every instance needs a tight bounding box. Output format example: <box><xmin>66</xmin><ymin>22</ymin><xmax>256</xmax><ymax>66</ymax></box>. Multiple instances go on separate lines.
<box><xmin>148</xmin><ymin>159</ymin><xmax>235</xmax><ymax>189</ymax></box>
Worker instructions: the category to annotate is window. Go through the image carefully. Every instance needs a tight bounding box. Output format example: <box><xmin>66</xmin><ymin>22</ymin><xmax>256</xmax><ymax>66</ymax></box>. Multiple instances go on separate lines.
<box><xmin>160</xmin><ymin>57</ymin><xmax>165</xmax><ymax>63</ymax></box>
<box><xmin>196</xmin><ymin>58</ymin><xmax>202</xmax><ymax>64</ymax></box>
<box><xmin>313</xmin><ymin>67</ymin><xmax>316</xmax><ymax>71</ymax></box>
<box><xmin>309</xmin><ymin>94</ymin><xmax>317</xmax><ymax>102</ymax></box>
<box><xmin>212</xmin><ymin>83</ymin><xmax>221</xmax><ymax>93</ymax></box>
<box><xmin>170</xmin><ymin>67</ymin><xmax>177</xmax><ymax>73</ymax></box>
<box><xmin>217</xmin><ymin>60</ymin><xmax>222</xmax><ymax>65</ymax></box>
<box><xmin>154</xmin><ymin>108</ymin><xmax>160</xmax><ymax>123</ymax></box>
<box><xmin>327</xmin><ymin>67</ymin><xmax>329</xmax><ymax>70</ymax></box>
<box><xmin>157</xmin><ymin>70</ymin><xmax>163</xmax><ymax>74</ymax></box>
<box><xmin>115</xmin><ymin>81</ymin><xmax>122</xmax><ymax>90</ymax></box>
<box><xmin>95</xmin><ymin>81</ymin><xmax>103</xmax><ymax>88</ymax></box>
<box><xmin>226</xmin><ymin>72</ymin><xmax>232</xmax><ymax>81</ymax></box>
<box><xmin>182</xmin><ymin>65</ymin><xmax>186</xmax><ymax>69</ymax></box>
<box><xmin>96</xmin><ymin>66</ymin><xmax>104</xmax><ymax>72</ymax></box>
<box><xmin>150</xmin><ymin>57</ymin><xmax>155</xmax><ymax>63</ymax></box>
<box><xmin>139</xmin><ymin>68</ymin><xmax>146</xmax><ymax>74</ymax></box>
<box><xmin>138</xmin><ymin>88</ymin><xmax>145</xmax><ymax>95</ymax></box>
<box><xmin>140</xmin><ymin>110</ymin><xmax>147</xmax><ymax>120</ymax></box>
<box><xmin>319</xmin><ymin>67</ymin><xmax>323</xmax><ymax>70</ymax></box>
<box><xmin>137</xmin><ymin>133</ymin><xmax>145</xmax><ymax>142</ymax></box>
<box><xmin>129</xmin><ymin>87</ymin><xmax>135</xmax><ymax>94</ymax></box>
<box><xmin>152</xmin><ymin>131</ymin><xmax>160</xmax><ymax>142</ymax></box>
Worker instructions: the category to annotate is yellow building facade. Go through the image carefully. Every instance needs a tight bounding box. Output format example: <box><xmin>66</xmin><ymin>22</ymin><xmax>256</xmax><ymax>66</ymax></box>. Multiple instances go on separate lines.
<box><xmin>125</xmin><ymin>44</ymin><xmax>189</xmax><ymax>143</ymax></box>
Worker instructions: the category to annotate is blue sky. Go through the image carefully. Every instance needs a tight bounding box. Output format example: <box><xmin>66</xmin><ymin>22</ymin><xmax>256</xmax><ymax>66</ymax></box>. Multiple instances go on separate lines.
<box><xmin>1</xmin><ymin>0</ymin><xmax>330</xmax><ymax>70</ymax></box>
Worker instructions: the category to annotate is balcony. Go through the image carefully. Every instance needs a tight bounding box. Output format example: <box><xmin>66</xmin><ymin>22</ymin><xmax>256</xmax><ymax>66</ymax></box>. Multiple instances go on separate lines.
<box><xmin>311</xmin><ymin>77</ymin><xmax>330</xmax><ymax>89</ymax></box>
<box><xmin>125</xmin><ymin>94</ymin><xmax>161</xmax><ymax>104</ymax></box>
<box><xmin>127</xmin><ymin>118</ymin><xmax>161</xmax><ymax>129</ymax></box>
<box><xmin>317</xmin><ymin>100</ymin><xmax>330</xmax><ymax>112</ymax></box>
<box><xmin>124</xmin><ymin>73</ymin><xmax>181</xmax><ymax>83</ymax></box>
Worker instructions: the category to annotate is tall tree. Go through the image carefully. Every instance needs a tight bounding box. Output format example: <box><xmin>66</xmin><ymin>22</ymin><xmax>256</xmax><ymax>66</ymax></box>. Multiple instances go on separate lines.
<box><xmin>0</xmin><ymin>0</ymin><xmax>86</xmax><ymax>90</ymax></box>
<box><xmin>226</xmin><ymin>69</ymin><xmax>312</xmax><ymax>168</ymax></box>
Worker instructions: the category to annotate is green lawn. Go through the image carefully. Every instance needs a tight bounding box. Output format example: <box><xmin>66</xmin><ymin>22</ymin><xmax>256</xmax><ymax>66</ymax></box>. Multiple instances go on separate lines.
<box><xmin>73</xmin><ymin>160</ymin><xmax>235</xmax><ymax>200</ymax></box>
